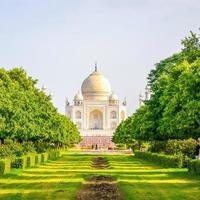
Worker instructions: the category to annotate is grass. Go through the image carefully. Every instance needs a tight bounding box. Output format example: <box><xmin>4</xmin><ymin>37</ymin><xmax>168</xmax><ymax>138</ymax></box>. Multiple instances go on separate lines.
<box><xmin>0</xmin><ymin>152</ymin><xmax>199</xmax><ymax>200</ymax></box>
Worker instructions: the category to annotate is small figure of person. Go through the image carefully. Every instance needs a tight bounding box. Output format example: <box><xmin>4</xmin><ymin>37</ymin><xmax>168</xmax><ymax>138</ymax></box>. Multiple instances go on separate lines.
<box><xmin>195</xmin><ymin>143</ymin><xmax>200</xmax><ymax>159</ymax></box>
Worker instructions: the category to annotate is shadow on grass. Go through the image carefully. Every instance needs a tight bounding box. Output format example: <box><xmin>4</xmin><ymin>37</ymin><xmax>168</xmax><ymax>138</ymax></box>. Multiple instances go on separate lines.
<box><xmin>0</xmin><ymin>153</ymin><xmax>200</xmax><ymax>200</ymax></box>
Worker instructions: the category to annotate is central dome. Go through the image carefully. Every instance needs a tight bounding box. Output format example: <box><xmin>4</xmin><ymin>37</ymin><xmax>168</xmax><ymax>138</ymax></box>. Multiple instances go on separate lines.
<box><xmin>81</xmin><ymin>67</ymin><xmax>111</xmax><ymax>100</ymax></box>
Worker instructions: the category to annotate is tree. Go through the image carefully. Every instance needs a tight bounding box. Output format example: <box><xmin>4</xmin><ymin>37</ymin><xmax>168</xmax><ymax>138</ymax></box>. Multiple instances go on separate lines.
<box><xmin>113</xmin><ymin>30</ymin><xmax>200</xmax><ymax>144</ymax></box>
<box><xmin>0</xmin><ymin>67</ymin><xmax>81</xmax><ymax>148</ymax></box>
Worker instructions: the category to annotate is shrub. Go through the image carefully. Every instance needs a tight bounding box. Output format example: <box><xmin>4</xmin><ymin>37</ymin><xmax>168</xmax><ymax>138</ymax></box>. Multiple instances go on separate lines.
<box><xmin>56</xmin><ymin>151</ymin><xmax>61</xmax><ymax>158</ymax></box>
<box><xmin>26</xmin><ymin>154</ymin><xmax>36</xmax><ymax>168</ymax></box>
<box><xmin>41</xmin><ymin>153</ymin><xmax>48</xmax><ymax>163</ymax></box>
<box><xmin>0</xmin><ymin>159</ymin><xmax>11</xmax><ymax>175</ymax></box>
<box><xmin>48</xmin><ymin>151</ymin><xmax>61</xmax><ymax>160</ymax></box>
<box><xmin>114</xmin><ymin>144</ymin><xmax>127</xmax><ymax>150</ymax></box>
<box><xmin>0</xmin><ymin>145</ymin><xmax>13</xmax><ymax>159</ymax></box>
<box><xmin>11</xmin><ymin>156</ymin><xmax>26</xmax><ymax>169</ymax></box>
<box><xmin>135</xmin><ymin>151</ymin><xmax>183</xmax><ymax>168</ymax></box>
<box><xmin>165</xmin><ymin>139</ymin><xmax>197</xmax><ymax>158</ymax></box>
<box><xmin>5</xmin><ymin>141</ymin><xmax>24</xmax><ymax>157</ymax></box>
<box><xmin>35</xmin><ymin>154</ymin><xmax>41</xmax><ymax>165</ymax></box>
<box><xmin>149</xmin><ymin>141</ymin><xmax>167</xmax><ymax>153</ymax></box>
<box><xmin>35</xmin><ymin>142</ymin><xmax>51</xmax><ymax>153</ymax></box>
<box><xmin>188</xmin><ymin>159</ymin><xmax>200</xmax><ymax>175</ymax></box>
<box><xmin>22</xmin><ymin>142</ymin><xmax>36</xmax><ymax>154</ymax></box>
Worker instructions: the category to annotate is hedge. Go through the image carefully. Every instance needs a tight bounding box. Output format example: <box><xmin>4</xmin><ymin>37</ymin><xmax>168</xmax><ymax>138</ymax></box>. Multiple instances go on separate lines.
<box><xmin>187</xmin><ymin>159</ymin><xmax>200</xmax><ymax>175</ymax></box>
<box><xmin>0</xmin><ymin>159</ymin><xmax>11</xmax><ymax>175</ymax></box>
<box><xmin>26</xmin><ymin>154</ymin><xmax>36</xmax><ymax>168</ymax></box>
<box><xmin>35</xmin><ymin>154</ymin><xmax>42</xmax><ymax>165</ymax></box>
<box><xmin>7</xmin><ymin>150</ymin><xmax>61</xmax><ymax>172</ymax></box>
<box><xmin>48</xmin><ymin>151</ymin><xmax>61</xmax><ymax>161</ymax></box>
<box><xmin>11</xmin><ymin>156</ymin><xmax>26</xmax><ymax>169</ymax></box>
<box><xmin>41</xmin><ymin>152</ymin><xmax>49</xmax><ymax>163</ymax></box>
<box><xmin>134</xmin><ymin>151</ymin><xmax>183</xmax><ymax>168</ymax></box>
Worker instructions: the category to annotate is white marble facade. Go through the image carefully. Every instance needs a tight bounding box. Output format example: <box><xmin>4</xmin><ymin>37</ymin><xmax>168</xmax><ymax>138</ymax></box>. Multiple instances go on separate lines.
<box><xmin>65</xmin><ymin>66</ymin><xmax>127</xmax><ymax>148</ymax></box>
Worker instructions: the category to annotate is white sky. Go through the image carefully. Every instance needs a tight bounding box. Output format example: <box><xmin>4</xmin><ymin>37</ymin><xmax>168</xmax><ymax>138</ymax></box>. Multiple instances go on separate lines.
<box><xmin>0</xmin><ymin>0</ymin><xmax>199</xmax><ymax>115</ymax></box>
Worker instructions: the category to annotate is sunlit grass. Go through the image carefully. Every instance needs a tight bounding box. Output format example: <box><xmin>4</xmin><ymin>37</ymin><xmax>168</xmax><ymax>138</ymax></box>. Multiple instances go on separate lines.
<box><xmin>0</xmin><ymin>152</ymin><xmax>199</xmax><ymax>200</ymax></box>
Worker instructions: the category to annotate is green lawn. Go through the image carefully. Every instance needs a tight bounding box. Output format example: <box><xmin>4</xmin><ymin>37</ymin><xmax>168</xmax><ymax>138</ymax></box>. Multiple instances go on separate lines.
<box><xmin>0</xmin><ymin>152</ymin><xmax>200</xmax><ymax>200</ymax></box>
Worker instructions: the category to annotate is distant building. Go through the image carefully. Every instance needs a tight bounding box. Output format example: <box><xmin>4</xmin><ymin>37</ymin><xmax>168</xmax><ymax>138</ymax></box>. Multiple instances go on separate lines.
<box><xmin>65</xmin><ymin>65</ymin><xmax>127</xmax><ymax>149</ymax></box>
<box><xmin>139</xmin><ymin>84</ymin><xmax>152</xmax><ymax>107</ymax></box>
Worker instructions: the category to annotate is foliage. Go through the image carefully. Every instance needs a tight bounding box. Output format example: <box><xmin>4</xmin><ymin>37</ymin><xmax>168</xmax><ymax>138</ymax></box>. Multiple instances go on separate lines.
<box><xmin>0</xmin><ymin>158</ymin><xmax>11</xmax><ymax>175</ymax></box>
<box><xmin>188</xmin><ymin>159</ymin><xmax>200</xmax><ymax>175</ymax></box>
<box><xmin>41</xmin><ymin>152</ymin><xmax>49</xmax><ymax>163</ymax></box>
<box><xmin>113</xmin><ymin>30</ymin><xmax>200</xmax><ymax>145</ymax></box>
<box><xmin>10</xmin><ymin>151</ymin><xmax>61</xmax><ymax>169</ymax></box>
<box><xmin>11</xmin><ymin>156</ymin><xmax>26</xmax><ymax>169</ymax></box>
<box><xmin>26</xmin><ymin>154</ymin><xmax>36</xmax><ymax>168</ymax></box>
<box><xmin>35</xmin><ymin>154</ymin><xmax>42</xmax><ymax>165</ymax></box>
<box><xmin>0</xmin><ymin>145</ymin><xmax>13</xmax><ymax>159</ymax></box>
<box><xmin>149</xmin><ymin>141</ymin><xmax>167</xmax><ymax>153</ymax></box>
<box><xmin>134</xmin><ymin>151</ymin><xmax>183</xmax><ymax>168</ymax></box>
<box><xmin>0</xmin><ymin>140</ymin><xmax>35</xmax><ymax>159</ymax></box>
<box><xmin>113</xmin><ymin>144</ymin><xmax>127</xmax><ymax>150</ymax></box>
<box><xmin>0</xmin><ymin>67</ymin><xmax>81</xmax><ymax>158</ymax></box>
<box><xmin>165</xmin><ymin>139</ymin><xmax>198</xmax><ymax>158</ymax></box>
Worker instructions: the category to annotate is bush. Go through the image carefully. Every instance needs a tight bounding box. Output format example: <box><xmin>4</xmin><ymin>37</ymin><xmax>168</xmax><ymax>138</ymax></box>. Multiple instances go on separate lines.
<box><xmin>0</xmin><ymin>140</ymin><xmax>37</xmax><ymax>159</ymax></box>
<box><xmin>41</xmin><ymin>153</ymin><xmax>48</xmax><ymax>163</ymax></box>
<box><xmin>26</xmin><ymin>154</ymin><xmax>36</xmax><ymax>168</ymax></box>
<box><xmin>149</xmin><ymin>141</ymin><xmax>167</xmax><ymax>153</ymax></box>
<box><xmin>35</xmin><ymin>142</ymin><xmax>51</xmax><ymax>153</ymax></box>
<box><xmin>22</xmin><ymin>142</ymin><xmax>36</xmax><ymax>154</ymax></box>
<box><xmin>114</xmin><ymin>144</ymin><xmax>127</xmax><ymax>150</ymax></box>
<box><xmin>35</xmin><ymin>154</ymin><xmax>42</xmax><ymax>165</ymax></box>
<box><xmin>165</xmin><ymin>139</ymin><xmax>197</xmax><ymax>158</ymax></box>
<box><xmin>11</xmin><ymin>156</ymin><xmax>26</xmax><ymax>169</ymax></box>
<box><xmin>5</xmin><ymin>140</ymin><xmax>24</xmax><ymax>157</ymax></box>
<box><xmin>48</xmin><ymin>151</ymin><xmax>61</xmax><ymax>160</ymax></box>
<box><xmin>0</xmin><ymin>159</ymin><xmax>11</xmax><ymax>175</ymax></box>
<box><xmin>56</xmin><ymin>151</ymin><xmax>61</xmax><ymax>158</ymax></box>
<box><xmin>188</xmin><ymin>159</ymin><xmax>200</xmax><ymax>175</ymax></box>
<box><xmin>0</xmin><ymin>145</ymin><xmax>13</xmax><ymax>159</ymax></box>
<box><xmin>135</xmin><ymin>151</ymin><xmax>183</xmax><ymax>168</ymax></box>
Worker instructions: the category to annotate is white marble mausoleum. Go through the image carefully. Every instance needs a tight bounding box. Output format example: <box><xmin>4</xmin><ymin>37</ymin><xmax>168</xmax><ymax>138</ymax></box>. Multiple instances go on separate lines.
<box><xmin>65</xmin><ymin>65</ymin><xmax>127</xmax><ymax>149</ymax></box>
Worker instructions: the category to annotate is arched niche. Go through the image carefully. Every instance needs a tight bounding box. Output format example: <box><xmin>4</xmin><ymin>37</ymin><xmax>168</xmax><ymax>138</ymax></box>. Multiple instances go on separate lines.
<box><xmin>89</xmin><ymin>109</ymin><xmax>103</xmax><ymax>130</ymax></box>
<box><xmin>75</xmin><ymin>111</ymin><xmax>81</xmax><ymax>119</ymax></box>
<box><xmin>111</xmin><ymin>111</ymin><xmax>117</xmax><ymax>119</ymax></box>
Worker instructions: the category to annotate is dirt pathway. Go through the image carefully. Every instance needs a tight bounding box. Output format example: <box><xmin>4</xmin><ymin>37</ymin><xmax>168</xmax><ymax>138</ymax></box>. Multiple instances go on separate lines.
<box><xmin>75</xmin><ymin>156</ymin><xmax>124</xmax><ymax>200</ymax></box>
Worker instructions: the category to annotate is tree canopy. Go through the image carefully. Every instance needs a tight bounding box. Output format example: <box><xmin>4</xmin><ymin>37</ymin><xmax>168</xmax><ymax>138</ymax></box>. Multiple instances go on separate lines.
<box><xmin>113</xmin><ymin>30</ymin><xmax>200</xmax><ymax>144</ymax></box>
<box><xmin>0</xmin><ymin>68</ymin><xmax>81</xmax><ymax>147</ymax></box>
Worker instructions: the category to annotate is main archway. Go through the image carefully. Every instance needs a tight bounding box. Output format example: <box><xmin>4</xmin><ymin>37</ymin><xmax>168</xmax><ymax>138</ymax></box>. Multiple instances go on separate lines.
<box><xmin>89</xmin><ymin>109</ymin><xmax>103</xmax><ymax>129</ymax></box>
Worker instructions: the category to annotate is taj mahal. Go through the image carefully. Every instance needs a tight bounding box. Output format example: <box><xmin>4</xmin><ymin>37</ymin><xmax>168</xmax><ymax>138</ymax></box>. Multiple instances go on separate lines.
<box><xmin>65</xmin><ymin>65</ymin><xmax>127</xmax><ymax>149</ymax></box>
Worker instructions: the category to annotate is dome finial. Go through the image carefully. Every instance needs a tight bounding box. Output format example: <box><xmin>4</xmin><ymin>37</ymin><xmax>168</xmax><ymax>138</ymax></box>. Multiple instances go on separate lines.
<box><xmin>95</xmin><ymin>61</ymin><xmax>97</xmax><ymax>72</ymax></box>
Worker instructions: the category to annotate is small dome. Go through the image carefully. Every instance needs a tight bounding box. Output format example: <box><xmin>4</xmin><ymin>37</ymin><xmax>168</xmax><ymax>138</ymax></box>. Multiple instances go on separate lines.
<box><xmin>109</xmin><ymin>92</ymin><xmax>118</xmax><ymax>101</ymax></box>
<box><xmin>81</xmin><ymin>67</ymin><xmax>111</xmax><ymax>100</ymax></box>
<box><xmin>74</xmin><ymin>92</ymin><xmax>83</xmax><ymax>101</ymax></box>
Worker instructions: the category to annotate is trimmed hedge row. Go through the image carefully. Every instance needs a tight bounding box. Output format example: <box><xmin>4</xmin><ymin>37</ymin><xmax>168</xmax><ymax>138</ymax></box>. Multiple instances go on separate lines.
<box><xmin>0</xmin><ymin>151</ymin><xmax>61</xmax><ymax>175</ymax></box>
<box><xmin>187</xmin><ymin>159</ymin><xmax>200</xmax><ymax>175</ymax></box>
<box><xmin>0</xmin><ymin>159</ymin><xmax>11</xmax><ymax>175</ymax></box>
<box><xmin>7</xmin><ymin>150</ymin><xmax>60</xmax><ymax>172</ymax></box>
<box><xmin>134</xmin><ymin>151</ymin><xmax>183</xmax><ymax>168</ymax></box>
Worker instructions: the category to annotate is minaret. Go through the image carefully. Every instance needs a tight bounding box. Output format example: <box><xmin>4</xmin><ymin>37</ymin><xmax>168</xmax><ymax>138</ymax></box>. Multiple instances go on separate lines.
<box><xmin>95</xmin><ymin>61</ymin><xmax>97</xmax><ymax>72</ymax></box>
<box><xmin>145</xmin><ymin>85</ymin><xmax>151</xmax><ymax>100</ymax></box>
<box><xmin>65</xmin><ymin>97</ymin><xmax>70</xmax><ymax>107</ymax></box>
<box><xmin>122</xmin><ymin>97</ymin><xmax>127</xmax><ymax>106</ymax></box>
<box><xmin>139</xmin><ymin>93</ymin><xmax>144</xmax><ymax>107</ymax></box>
